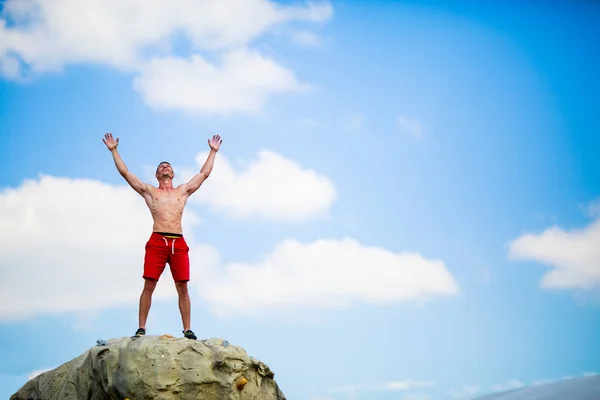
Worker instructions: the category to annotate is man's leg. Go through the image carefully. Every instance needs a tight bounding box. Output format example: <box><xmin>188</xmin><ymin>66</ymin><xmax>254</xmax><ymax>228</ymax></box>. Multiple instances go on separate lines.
<box><xmin>170</xmin><ymin>236</ymin><xmax>195</xmax><ymax>339</ymax></box>
<box><xmin>175</xmin><ymin>281</ymin><xmax>191</xmax><ymax>331</ymax></box>
<box><xmin>139</xmin><ymin>278</ymin><xmax>158</xmax><ymax>330</ymax></box>
<box><xmin>138</xmin><ymin>232</ymin><xmax>167</xmax><ymax>335</ymax></box>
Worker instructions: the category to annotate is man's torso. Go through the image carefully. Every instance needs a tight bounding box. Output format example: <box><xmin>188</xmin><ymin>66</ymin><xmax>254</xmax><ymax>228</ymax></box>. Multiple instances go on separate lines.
<box><xmin>143</xmin><ymin>186</ymin><xmax>188</xmax><ymax>234</ymax></box>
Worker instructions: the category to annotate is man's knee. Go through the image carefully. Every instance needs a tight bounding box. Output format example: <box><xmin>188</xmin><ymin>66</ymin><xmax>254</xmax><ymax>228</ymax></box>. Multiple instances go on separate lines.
<box><xmin>175</xmin><ymin>281</ymin><xmax>189</xmax><ymax>295</ymax></box>
<box><xmin>143</xmin><ymin>278</ymin><xmax>158</xmax><ymax>294</ymax></box>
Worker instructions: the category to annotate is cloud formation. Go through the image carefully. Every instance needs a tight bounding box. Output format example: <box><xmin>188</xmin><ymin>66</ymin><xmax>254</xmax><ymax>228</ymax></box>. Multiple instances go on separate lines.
<box><xmin>0</xmin><ymin>170</ymin><xmax>456</xmax><ymax>320</ymax></box>
<box><xmin>0</xmin><ymin>175</ymin><xmax>200</xmax><ymax>321</ymax></box>
<box><xmin>133</xmin><ymin>50</ymin><xmax>307</xmax><ymax>114</ymax></box>
<box><xmin>508</xmin><ymin>218</ymin><xmax>600</xmax><ymax>291</ymax></box>
<box><xmin>176</xmin><ymin>150</ymin><xmax>337</xmax><ymax>221</ymax></box>
<box><xmin>0</xmin><ymin>0</ymin><xmax>332</xmax><ymax>114</ymax></box>
<box><xmin>193</xmin><ymin>238</ymin><xmax>459</xmax><ymax>317</ymax></box>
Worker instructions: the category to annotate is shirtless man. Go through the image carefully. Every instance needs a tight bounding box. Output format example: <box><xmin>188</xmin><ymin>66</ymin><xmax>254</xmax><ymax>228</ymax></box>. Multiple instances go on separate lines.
<box><xmin>102</xmin><ymin>132</ymin><xmax>222</xmax><ymax>340</ymax></box>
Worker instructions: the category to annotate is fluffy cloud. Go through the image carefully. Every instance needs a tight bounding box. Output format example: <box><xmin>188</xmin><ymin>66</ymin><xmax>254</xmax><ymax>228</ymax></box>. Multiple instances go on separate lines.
<box><xmin>184</xmin><ymin>150</ymin><xmax>337</xmax><ymax>221</ymax></box>
<box><xmin>193</xmin><ymin>237</ymin><xmax>459</xmax><ymax>317</ymax></box>
<box><xmin>508</xmin><ymin>218</ymin><xmax>600</xmax><ymax>291</ymax></box>
<box><xmin>0</xmin><ymin>0</ymin><xmax>332</xmax><ymax>113</ymax></box>
<box><xmin>133</xmin><ymin>50</ymin><xmax>307</xmax><ymax>114</ymax></box>
<box><xmin>0</xmin><ymin>175</ymin><xmax>200</xmax><ymax>321</ymax></box>
<box><xmin>398</xmin><ymin>115</ymin><xmax>424</xmax><ymax>138</ymax></box>
<box><xmin>0</xmin><ymin>171</ymin><xmax>456</xmax><ymax>321</ymax></box>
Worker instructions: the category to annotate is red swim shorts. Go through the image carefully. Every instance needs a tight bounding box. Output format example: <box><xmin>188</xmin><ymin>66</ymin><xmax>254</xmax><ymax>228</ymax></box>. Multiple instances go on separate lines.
<box><xmin>143</xmin><ymin>232</ymin><xmax>190</xmax><ymax>282</ymax></box>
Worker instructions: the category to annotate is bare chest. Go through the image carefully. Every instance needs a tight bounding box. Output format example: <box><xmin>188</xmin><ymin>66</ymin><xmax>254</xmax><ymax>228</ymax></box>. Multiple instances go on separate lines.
<box><xmin>147</xmin><ymin>190</ymin><xmax>186</xmax><ymax>211</ymax></box>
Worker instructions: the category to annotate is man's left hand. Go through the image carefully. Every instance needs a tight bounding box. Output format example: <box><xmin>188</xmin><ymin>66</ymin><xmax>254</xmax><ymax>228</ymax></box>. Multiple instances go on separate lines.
<box><xmin>208</xmin><ymin>134</ymin><xmax>222</xmax><ymax>151</ymax></box>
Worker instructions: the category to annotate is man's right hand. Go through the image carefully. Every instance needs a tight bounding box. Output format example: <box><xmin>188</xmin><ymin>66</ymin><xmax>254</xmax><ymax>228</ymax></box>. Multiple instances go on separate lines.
<box><xmin>102</xmin><ymin>132</ymin><xmax>119</xmax><ymax>151</ymax></box>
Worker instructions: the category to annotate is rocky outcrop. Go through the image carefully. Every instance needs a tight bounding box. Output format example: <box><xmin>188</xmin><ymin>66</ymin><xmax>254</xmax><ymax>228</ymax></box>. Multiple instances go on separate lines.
<box><xmin>11</xmin><ymin>336</ymin><xmax>286</xmax><ymax>400</ymax></box>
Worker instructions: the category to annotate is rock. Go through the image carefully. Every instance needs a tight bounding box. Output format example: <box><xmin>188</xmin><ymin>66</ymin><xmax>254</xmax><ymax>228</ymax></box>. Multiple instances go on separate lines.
<box><xmin>11</xmin><ymin>336</ymin><xmax>287</xmax><ymax>400</ymax></box>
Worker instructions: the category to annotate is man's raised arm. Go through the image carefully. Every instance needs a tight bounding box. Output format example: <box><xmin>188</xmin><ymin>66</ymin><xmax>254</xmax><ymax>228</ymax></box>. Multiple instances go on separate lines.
<box><xmin>102</xmin><ymin>133</ymin><xmax>148</xmax><ymax>196</ymax></box>
<box><xmin>184</xmin><ymin>134</ymin><xmax>222</xmax><ymax>196</ymax></box>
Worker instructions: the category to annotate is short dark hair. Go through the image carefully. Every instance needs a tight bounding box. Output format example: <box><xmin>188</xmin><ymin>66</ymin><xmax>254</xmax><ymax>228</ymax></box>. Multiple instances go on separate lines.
<box><xmin>156</xmin><ymin>161</ymin><xmax>171</xmax><ymax>173</ymax></box>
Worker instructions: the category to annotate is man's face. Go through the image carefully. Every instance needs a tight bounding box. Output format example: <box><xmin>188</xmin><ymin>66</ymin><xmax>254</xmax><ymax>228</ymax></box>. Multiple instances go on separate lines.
<box><xmin>156</xmin><ymin>162</ymin><xmax>174</xmax><ymax>179</ymax></box>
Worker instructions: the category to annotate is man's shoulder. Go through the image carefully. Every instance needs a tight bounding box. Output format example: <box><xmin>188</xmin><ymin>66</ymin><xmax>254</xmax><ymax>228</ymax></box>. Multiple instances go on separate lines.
<box><xmin>175</xmin><ymin>182</ymin><xmax>189</xmax><ymax>192</ymax></box>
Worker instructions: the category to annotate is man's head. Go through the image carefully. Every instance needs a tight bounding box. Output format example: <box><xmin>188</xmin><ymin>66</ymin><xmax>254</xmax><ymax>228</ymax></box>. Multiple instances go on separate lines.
<box><xmin>155</xmin><ymin>161</ymin><xmax>174</xmax><ymax>180</ymax></box>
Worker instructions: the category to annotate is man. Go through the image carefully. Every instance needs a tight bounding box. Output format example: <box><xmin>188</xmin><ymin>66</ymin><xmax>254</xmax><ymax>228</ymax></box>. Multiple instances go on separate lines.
<box><xmin>102</xmin><ymin>132</ymin><xmax>222</xmax><ymax>340</ymax></box>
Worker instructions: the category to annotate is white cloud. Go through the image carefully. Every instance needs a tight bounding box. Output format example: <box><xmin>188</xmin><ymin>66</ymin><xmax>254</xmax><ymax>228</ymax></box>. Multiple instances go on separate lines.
<box><xmin>0</xmin><ymin>52</ymin><xmax>21</xmax><ymax>79</ymax></box>
<box><xmin>188</xmin><ymin>150</ymin><xmax>337</xmax><ymax>221</ymax></box>
<box><xmin>450</xmin><ymin>385</ymin><xmax>481</xmax><ymax>400</ymax></box>
<box><xmin>0</xmin><ymin>171</ymin><xmax>456</xmax><ymax>321</ymax></box>
<box><xmin>195</xmin><ymin>236</ymin><xmax>458</xmax><ymax>317</ymax></box>
<box><xmin>142</xmin><ymin>149</ymin><xmax>335</xmax><ymax>221</ymax></box>
<box><xmin>397</xmin><ymin>115</ymin><xmax>424</xmax><ymax>138</ymax></box>
<box><xmin>133</xmin><ymin>49</ymin><xmax>308</xmax><ymax>115</ymax></box>
<box><xmin>0</xmin><ymin>175</ymin><xmax>199</xmax><ymax>321</ymax></box>
<box><xmin>508</xmin><ymin>218</ymin><xmax>600</xmax><ymax>291</ymax></box>
<box><xmin>0</xmin><ymin>0</ymin><xmax>333</xmax><ymax>113</ymax></box>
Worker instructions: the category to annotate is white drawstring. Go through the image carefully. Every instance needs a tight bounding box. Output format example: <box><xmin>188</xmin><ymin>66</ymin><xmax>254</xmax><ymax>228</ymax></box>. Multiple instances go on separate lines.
<box><xmin>162</xmin><ymin>237</ymin><xmax>176</xmax><ymax>254</ymax></box>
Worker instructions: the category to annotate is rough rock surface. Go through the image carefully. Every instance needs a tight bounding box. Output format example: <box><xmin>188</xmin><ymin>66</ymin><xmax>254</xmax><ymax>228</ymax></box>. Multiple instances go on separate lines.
<box><xmin>11</xmin><ymin>336</ymin><xmax>287</xmax><ymax>400</ymax></box>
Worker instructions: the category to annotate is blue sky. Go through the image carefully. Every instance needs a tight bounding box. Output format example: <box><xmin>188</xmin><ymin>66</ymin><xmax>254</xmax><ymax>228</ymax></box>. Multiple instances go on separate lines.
<box><xmin>1</xmin><ymin>1</ymin><xmax>599</xmax><ymax>399</ymax></box>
